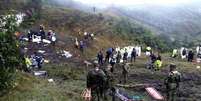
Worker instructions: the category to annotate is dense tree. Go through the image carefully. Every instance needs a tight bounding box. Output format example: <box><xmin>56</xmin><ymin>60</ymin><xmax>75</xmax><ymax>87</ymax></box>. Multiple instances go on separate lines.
<box><xmin>0</xmin><ymin>14</ymin><xmax>22</xmax><ymax>94</ymax></box>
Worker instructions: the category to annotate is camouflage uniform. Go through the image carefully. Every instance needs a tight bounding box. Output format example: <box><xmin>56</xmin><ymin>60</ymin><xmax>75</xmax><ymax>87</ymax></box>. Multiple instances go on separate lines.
<box><xmin>87</xmin><ymin>68</ymin><xmax>107</xmax><ymax>101</ymax></box>
<box><xmin>165</xmin><ymin>64</ymin><xmax>181</xmax><ymax>101</ymax></box>
<box><xmin>120</xmin><ymin>63</ymin><xmax>130</xmax><ymax>84</ymax></box>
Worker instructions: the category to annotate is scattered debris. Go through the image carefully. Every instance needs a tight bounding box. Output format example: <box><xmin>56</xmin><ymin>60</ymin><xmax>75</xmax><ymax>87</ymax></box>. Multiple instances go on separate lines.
<box><xmin>115</xmin><ymin>89</ymin><xmax>133</xmax><ymax>101</ymax></box>
<box><xmin>116</xmin><ymin>83</ymin><xmax>149</xmax><ymax>88</ymax></box>
<box><xmin>84</xmin><ymin>60</ymin><xmax>92</xmax><ymax>67</ymax></box>
<box><xmin>22</xmin><ymin>37</ymin><xmax>28</xmax><ymax>41</ymax></box>
<box><xmin>33</xmin><ymin>71</ymin><xmax>47</xmax><ymax>77</ymax></box>
<box><xmin>62</xmin><ymin>50</ymin><xmax>72</xmax><ymax>58</ymax></box>
<box><xmin>48</xmin><ymin>79</ymin><xmax>54</xmax><ymax>83</ymax></box>
<box><xmin>44</xmin><ymin>60</ymin><xmax>50</xmax><ymax>63</ymax></box>
<box><xmin>145</xmin><ymin>87</ymin><xmax>164</xmax><ymax>100</ymax></box>
<box><xmin>32</xmin><ymin>36</ymin><xmax>41</xmax><ymax>43</ymax></box>
<box><xmin>38</xmin><ymin>50</ymin><xmax>46</xmax><ymax>54</ymax></box>
<box><xmin>42</xmin><ymin>39</ymin><xmax>51</xmax><ymax>44</ymax></box>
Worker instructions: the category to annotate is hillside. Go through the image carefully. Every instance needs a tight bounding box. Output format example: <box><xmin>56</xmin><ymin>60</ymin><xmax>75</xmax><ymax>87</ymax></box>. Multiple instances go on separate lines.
<box><xmin>113</xmin><ymin>2</ymin><xmax>201</xmax><ymax>45</ymax></box>
<box><xmin>1</xmin><ymin>1</ymin><xmax>201</xmax><ymax>101</ymax></box>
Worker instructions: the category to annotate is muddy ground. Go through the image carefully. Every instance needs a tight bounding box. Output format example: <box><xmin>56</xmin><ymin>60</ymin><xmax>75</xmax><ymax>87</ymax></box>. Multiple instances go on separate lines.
<box><xmin>20</xmin><ymin>37</ymin><xmax>201</xmax><ymax>101</ymax></box>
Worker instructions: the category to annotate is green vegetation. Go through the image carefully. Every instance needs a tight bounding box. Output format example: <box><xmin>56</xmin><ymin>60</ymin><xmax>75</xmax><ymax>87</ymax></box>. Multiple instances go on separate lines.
<box><xmin>0</xmin><ymin>14</ymin><xmax>24</xmax><ymax>95</ymax></box>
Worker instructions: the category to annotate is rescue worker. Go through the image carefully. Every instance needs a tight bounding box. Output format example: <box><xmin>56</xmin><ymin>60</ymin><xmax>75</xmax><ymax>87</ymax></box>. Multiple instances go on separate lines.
<box><xmin>172</xmin><ymin>49</ymin><xmax>178</xmax><ymax>58</ymax></box>
<box><xmin>109</xmin><ymin>56</ymin><xmax>116</xmax><ymax>73</ymax></box>
<box><xmin>80</xmin><ymin>41</ymin><xmax>84</xmax><ymax>53</ymax></box>
<box><xmin>146</xmin><ymin>46</ymin><xmax>151</xmax><ymax>56</ymax></box>
<box><xmin>131</xmin><ymin>48</ymin><xmax>137</xmax><ymax>62</ymax></box>
<box><xmin>40</xmin><ymin>30</ymin><xmax>46</xmax><ymax>40</ymax></box>
<box><xmin>120</xmin><ymin>63</ymin><xmax>130</xmax><ymax>84</ymax></box>
<box><xmin>123</xmin><ymin>49</ymin><xmax>128</xmax><ymax>63</ymax></box>
<box><xmin>105</xmin><ymin>48</ymin><xmax>113</xmax><ymax>63</ymax></box>
<box><xmin>154</xmin><ymin>59</ymin><xmax>162</xmax><ymax>70</ymax></box>
<box><xmin>97</xmin><ymin>50</ymin><xmax>104</xmax><ymax>65</ymax></box>
<box><xmin>188</xmin><ymin>50</ymin><xmax>194</xmax><ymax>62</ymax></box>
<box><xmin>164</xmin><ymin>64</ymin><xmax>181</xmax><ymax>101</ymax></box>
<box><xmin>25</xmin><ymin>56</ymin><xmax>32</xmax><ymax>70</ymax></box>
<box><xmin>147</xmin><ymin>52</ymin><xmax>156</xmax><ymax>69</ymax></box>
<box><xmin>27</xmin><ymin>30</ymin><xmax>33</xmax><ymax>42</ymax></box>
<box><xmin>39</xmin><ymin>25</ymin><xmax>44</xmax><ymax>31</ymax></box>
<box><xmin>75</xmin><ymin>38</ymin><xmax>79</xmax><ymax>48</ymax></box>
<box><xmin>87</xmin><ymin>61</ymin><xmax>107</xmax><ymax>101</ymax></box>
<box><xmin>182</xmin><ymin>48</ymin><xmax>187</xmax><ymax>59</ymax></box>
<box><xmin>116</xmin><ymin>51</ymin><xmax>122</xmax><ymax>63</ymax></box>
<box><xmin>103</xmin><ymin>65</ymin><xmax>115</xmax><ymax>101</ymax></box>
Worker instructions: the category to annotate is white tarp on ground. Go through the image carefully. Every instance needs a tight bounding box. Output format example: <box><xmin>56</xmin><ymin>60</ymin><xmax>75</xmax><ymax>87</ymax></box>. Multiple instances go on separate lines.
<box><xmin>62</xmin><ymin>50</ymin><xmax>73</xmax><ymax>58</ymax></box>
<box><xmin>32</xmin><ymin>36</ymin><xmax>41</xmax><ymax>43</ymax></box>
<box><xmin>197</xmin><ymin>46</ymin><xmax>201</xmax><ymax>54</ymax></box>
<box><xmin>22</xmin><ymin>37</ymin><xmax>29</xmax><ymax>41</ymax></box>
<box><xmin>116</xmin><ymin>46</ymin><xmax>141</xmax><ymax>57</ymax></box>
<box><xmin>33</xmin><ymin>71</ymin><xmax>47</xmax><ymax>76</ymax></box>
<box><xmin>38</xmin><ymin>50</ymin><xmax>46</xmax><ymax>54</ymax></box>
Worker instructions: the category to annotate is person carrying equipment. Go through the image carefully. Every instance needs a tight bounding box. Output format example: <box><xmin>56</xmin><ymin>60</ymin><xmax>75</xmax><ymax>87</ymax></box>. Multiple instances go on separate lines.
<box><xmin>131</xmin><ymin>48</ymin><xmax>137</xmax><ymax>62</ymax></box>
<box><xmin>87</xmin><ymin>61</ymin><xmax>107</xmax><ymax>101</ymax></box>
<box><xmin>164</xmin><ymin>64</ymin><xmax>181</xmax><ymax>101</ymax></box>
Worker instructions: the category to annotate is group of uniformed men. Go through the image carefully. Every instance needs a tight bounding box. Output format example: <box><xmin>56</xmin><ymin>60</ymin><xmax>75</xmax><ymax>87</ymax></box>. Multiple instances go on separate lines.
<box><xmin>86</xmin><ymin>46</ymin><xmax>181</xmax><ymax>101</ymax></box>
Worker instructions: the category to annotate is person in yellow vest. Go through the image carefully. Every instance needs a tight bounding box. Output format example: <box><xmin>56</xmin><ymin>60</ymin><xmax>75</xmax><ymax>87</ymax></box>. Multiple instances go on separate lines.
<box><xmin>25</xmin><ymin>56</ymin><xmax>32</xmax><ymax>71</ymax></box>
<box><xmin>154</xmin><ymin>60</ymin><xmax>162</xmax><ymax>70</ymax></box>
<box><xmin>146</xmin><ymin>46</ymin><xmax>152</xmax><ymax>56</ymax></box>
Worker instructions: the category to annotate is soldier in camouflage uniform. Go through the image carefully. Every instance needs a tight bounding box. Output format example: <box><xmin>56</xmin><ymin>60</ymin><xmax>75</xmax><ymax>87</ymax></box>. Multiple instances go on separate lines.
<box><xmin>120</xmin><ymin>63</ymin><xmax>130</xmax><ymax>84</ymax></box>
<box><xmin>87</xmin><ymin>61</ymin><xmax>107</xmax><ymax>101</ymax></box>
<box><xmin>164</xmin><ymin>64</ymin><xmax>181</xmax><ymax>101</ymax></box>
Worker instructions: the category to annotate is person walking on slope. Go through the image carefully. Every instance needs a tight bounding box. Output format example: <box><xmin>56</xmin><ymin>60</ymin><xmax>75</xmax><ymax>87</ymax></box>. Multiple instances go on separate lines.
<box><xmin>131</xmin><ymin>48</ymin><xmax>137</xmax><ymax>62</ymax></box>
<box><xmin>164</xmin><ymin>64</ymin><xmax>181</xmax><ymax>101</ymax></box>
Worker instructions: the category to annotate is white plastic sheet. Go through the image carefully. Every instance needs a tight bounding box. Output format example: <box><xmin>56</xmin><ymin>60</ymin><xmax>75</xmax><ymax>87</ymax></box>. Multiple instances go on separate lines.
<box><xmin>38</xmin><ymin>50</ymin><xmax>46</xmax><ymax>54</ymax></box>
<box><xmin>42</xmin><ymin>39</ymin><xmax>51</xmax><ymax>44</ymax></box>
<box><xmin>33</xmin><ymin>71</ymin><xmax>47</xmax><ymax>76</ymax></box>
<box><xmin>115</xmin><ymin>46</ymin><xmax>141</xmax><ymax>63</ymax></box>
<box><xmin>62</xmin><ymin>50</ymin><xmax>72</xmax><ymax>58</ymax></box>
